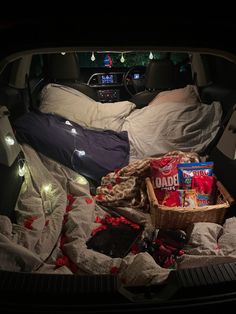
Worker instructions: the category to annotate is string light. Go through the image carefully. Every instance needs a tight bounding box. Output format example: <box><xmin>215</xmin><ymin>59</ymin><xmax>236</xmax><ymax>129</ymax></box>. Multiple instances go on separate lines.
<box><xmin>149</xmin><ymin>52</ymin><xmax>154</xmax><ymax>60</ymax></box>
<box><xmin>5</xmin><ymin>134</ymin><xmax>15</xmax><ymax>146</ymax></box>
<box><xmin>42</xmin><ymin>184</ymin><xmax>52</xmax><ymax>194</ymax></box>
<box><xmin>91</xmin><ymin>52</ymin><xmax>96</xmax><ymax>61</ymax></box>
<box><xmin>18</xmin><ymin>158</ymin><xmax>27</xmax><ymax>177</ymax></box>
<box><xmin>76</xmin><ymin>175</ymin><xmax>87</xmax><ymax>185</ymax></box>
<box><xmin>65</xmin><ymin>120</ymin><xmax>72</xmax><ymax>126</ymax></box>
<box><xmin>71</xmin><ymin>128</ymin><xmax>77</xmax><ymax>135</ymax></box>
<box><xmin>120</xmin><ymin>53</ymin><xmax>125</xmax><ymax>63</ymax></box>
<box><xmin>18</xmin><ymin>163</ymin><xmax>26</xmax><ymax>177</ymax></box>
<box><xmin>76</xmin><ymin>150</ymin><xmax>85</xmax><ymax>156</ymax></box>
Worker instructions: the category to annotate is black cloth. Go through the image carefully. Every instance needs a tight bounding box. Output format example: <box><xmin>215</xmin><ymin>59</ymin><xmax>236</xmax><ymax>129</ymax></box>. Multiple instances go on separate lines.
<box><xmin>86</xmin><ymin>223</ymin><xmax>142</xmax><ymax>258</ymax></box>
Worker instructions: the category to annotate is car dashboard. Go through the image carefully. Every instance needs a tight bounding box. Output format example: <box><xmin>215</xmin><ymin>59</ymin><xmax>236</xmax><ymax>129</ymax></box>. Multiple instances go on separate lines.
<box><xmin>88</xmin><ymin>71</ymin><xmax>125</xmax><ymax>102</ymax></box>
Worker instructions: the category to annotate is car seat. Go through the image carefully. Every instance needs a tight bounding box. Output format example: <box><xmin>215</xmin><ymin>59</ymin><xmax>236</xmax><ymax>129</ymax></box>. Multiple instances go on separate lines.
<box><xmin>47</xmin><ymin>53</ymin><xmax>98</xmax><ymax>101</ymax></box>
<box><xmin>130</xmin><ymin>59</ymin><xmax>177</xmax><ymax>108</ymax></box>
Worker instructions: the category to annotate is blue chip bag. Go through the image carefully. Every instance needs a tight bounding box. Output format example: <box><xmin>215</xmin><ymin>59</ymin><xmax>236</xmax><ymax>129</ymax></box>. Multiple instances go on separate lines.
<box><xmin>177</xmin><ymin>161</ymin><xmax>214</xmax><ymax>189</ymax></box>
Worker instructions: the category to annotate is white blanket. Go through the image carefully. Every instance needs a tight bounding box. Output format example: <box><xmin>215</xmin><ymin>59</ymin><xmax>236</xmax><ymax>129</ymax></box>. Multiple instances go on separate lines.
<box><xmin>1</xmin><ymin>146</ymin><xmax>236</xmax><ymax>287</ymax></box>
<box><xmin>0</xmin><ymin>144</ymin><xmax>170</xmax><ymax>286</ymax></box>
<box><xmin>122</xmin><ymin>100</ymin><xmax>222</xmax><ymax>159</ymax></box>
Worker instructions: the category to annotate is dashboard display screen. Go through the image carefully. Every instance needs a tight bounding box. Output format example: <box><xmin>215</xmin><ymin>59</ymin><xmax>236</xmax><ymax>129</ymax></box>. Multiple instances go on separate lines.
<box><xmin>101</xmin><ymin>74</ymin><xmax>116</xmax><ymax>84</ymax></box>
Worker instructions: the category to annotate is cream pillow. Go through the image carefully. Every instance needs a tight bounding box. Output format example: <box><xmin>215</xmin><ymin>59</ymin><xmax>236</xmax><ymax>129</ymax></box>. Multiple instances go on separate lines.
<box><xmin>148</xmin><ymin>85</ymin><xmax>200</xmax><ymax>106</ymax></box>
<box><xmin>40</xmin><ymin>84</ymin><xmax>136</xmax><ymax>131</ymax></box>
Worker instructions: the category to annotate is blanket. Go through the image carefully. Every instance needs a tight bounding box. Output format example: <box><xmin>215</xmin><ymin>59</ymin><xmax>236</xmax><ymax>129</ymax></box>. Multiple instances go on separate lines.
<box><xmin>0</xmin><ymin>144</ymin><xmax>170</xmax><ymax>286</ymax></box>
<box><xmin>122</xmin><ymin>98</ymin><xmax>222</xmax><ymax>159</ymax></box>
<box><xmin>1</xmin><ymin>146</ymin><xmax>236</xmax><ymax>288</ymax></box>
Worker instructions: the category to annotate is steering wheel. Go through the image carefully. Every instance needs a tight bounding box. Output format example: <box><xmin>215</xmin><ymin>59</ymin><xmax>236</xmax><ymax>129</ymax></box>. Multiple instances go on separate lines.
<box><xmin>123</xmin><ymin>66</ymin><xmax>146</xmax><ymax>96</ymax></box>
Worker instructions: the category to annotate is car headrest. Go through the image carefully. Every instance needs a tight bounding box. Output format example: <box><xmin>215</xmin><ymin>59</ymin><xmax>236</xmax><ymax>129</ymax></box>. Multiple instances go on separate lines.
<box><xmin>145</xmin><ymin>59</ymin><xmax>176</xmax><ymax>91</ymax></box>
<box><xmin>48</xmin><ymin>53</ymin><xmax>80</xmax><ymax>82</ymax></box>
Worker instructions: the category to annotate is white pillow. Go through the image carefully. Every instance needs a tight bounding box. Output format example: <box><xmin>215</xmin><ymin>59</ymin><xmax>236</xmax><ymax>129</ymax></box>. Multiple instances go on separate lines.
<box><xmin>39</xmin><ymin>84</ymin><xmax>136</xmax><ymax>131</ymax></box>
<box><xmin>122</xmin><ymin>98</ymin><xmax>222</xmax><ymax>159</ymax></box>
<box><xmin>148</xmin><ymin>85</ymin><xmax>200</xmax><ymax>106</ymax></box>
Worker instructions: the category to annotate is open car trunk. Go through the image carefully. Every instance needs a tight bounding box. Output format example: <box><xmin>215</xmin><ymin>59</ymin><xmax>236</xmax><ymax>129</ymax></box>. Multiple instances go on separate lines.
<box><xmin>1</xmin><ymin>17</ymin><xmax>236</xmax><ymax>313</ymax></box>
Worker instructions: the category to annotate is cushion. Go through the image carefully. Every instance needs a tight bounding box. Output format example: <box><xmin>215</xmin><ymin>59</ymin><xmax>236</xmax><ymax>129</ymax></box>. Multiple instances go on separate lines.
<box><xmin>122</xmin><ymin>95</ymin><xmax>222</xmax><ymax>159</ymax></box>
<box><xmin>148</xmin><ymin>85</ymin><xmax>200</xmax><ymax>106</ymax></box>
<box><xmin>39</xmin><ymin>84</ymin><xmax>136</xmax><ymax>131</ymax></box>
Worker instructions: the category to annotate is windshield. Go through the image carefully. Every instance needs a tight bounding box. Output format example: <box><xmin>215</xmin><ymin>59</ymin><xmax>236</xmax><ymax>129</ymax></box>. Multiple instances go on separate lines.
<box><xmin>78</xmin><ymin>51</ymin><xmax>189</xmax><ymax>68</ymax></box>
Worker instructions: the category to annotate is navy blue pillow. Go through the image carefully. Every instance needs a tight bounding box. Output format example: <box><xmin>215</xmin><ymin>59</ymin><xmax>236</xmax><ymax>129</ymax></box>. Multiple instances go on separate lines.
<box><xmin>14</xmin><ymin>111</ymin><xmax>130</xmax><ymax>183</ymax></box>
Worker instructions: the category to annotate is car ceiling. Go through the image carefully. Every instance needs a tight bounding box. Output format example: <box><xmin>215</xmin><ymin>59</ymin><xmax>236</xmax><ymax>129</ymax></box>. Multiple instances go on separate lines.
<box><xmin>0</xmin><ymin>16</ymin><xmax>236</xmax><ymax>58</ymax></box>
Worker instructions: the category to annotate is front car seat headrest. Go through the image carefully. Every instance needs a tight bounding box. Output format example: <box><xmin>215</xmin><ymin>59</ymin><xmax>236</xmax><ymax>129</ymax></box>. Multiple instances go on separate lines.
<box><xmin>48</xmin><ymin>53</ymin><xmax>80</xmax><ymax>82</ymax></box>
<box><xmin>145</xmin><ymin>59</ymin><xmax>176</xmax><ymax>91</ymax></box>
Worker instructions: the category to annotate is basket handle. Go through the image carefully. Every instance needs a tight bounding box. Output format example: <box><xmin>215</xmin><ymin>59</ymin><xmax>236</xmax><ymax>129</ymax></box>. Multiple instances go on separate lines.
<box><xmin>216</xmin><ymin>181</ymin><xmax>235</xmax><ymax>206</ymax></box>
<box><xmin>145</xmin><ymin>177</ymin><xmax>159</xmax><ymax>206</ymax></box>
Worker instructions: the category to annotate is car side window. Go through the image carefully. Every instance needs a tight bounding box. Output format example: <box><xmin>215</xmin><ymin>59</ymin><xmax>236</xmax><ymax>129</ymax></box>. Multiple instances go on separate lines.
<box><xmin>29</xmin><ymin>55</ymin><xmax>44</xmax><ymax>79</ymax></box>
<box><xmin>0</xmin><ymin>62</ymin><xmax>14</xmax><ymax>86</ymax></box>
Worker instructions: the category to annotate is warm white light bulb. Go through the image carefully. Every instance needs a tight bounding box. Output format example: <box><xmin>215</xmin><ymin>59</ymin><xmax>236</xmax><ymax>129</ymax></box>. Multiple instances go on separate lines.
<box><xmin>5</xmin><ymin>135</ymin><xmax>15</xmax><ymax>146</ymax></box>
<box><xmin>18</xmin><ymin>164</ymin><xmax>26</xmax><ymax>177</ymax></box>
<box><xmin>76</xmin><ymin>175</ymin><xmax>87</xmax><ymax>185</ymax></box>
<box><xmin>42</xmin><ymin>184</ymin><xmax>52</xmax><ymax>194</ymax></box>
<box><xmin>71</xmin><ymin>128</ymin><xmax>77</xmax><ymax>135</ymax></box>
<box><xmin>77</xmin><ymin>150</ymin><xmax>85</xmax><ymax>156</ymax></box>
<box><xmin>149</xmin><ymin>52</ymin><xmax>154</xmax><ymax>60</ymax></box>
<box><xmin>91</xmin><ymin>52</ymin><xmax>96</xmax><ymax>61</ymax></box>
<box><xmin>120</xmin><ymin>53</ymin><xmax>125</xmax><ymax>63</ymax></box>
<box><xmin>65</xmin><ymin>120</ymin><xmax>72</xmax><ymax>126</ymax></box>
<box><xmin>61</xmin><ymin>52</ymin><xmax>66</xmax><ymax>55</ymax></box>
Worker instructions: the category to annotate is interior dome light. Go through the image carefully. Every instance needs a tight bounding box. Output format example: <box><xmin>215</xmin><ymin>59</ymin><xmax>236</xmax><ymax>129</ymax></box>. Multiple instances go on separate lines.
<box><xmin>5</xmin><ymin>134</ymin><xmax>15</xmax><ymax>146</ymax></box>
<box><xmin>149</xmin><ymin>52</ymin><xmax>154</xmax><ymax>60</ymax></box>
<box><xmin>120</xmin><ymin>53</ymin><xmax>125</xmax><ymax>63</ymax></box>
<box><xmin>91</xmin><ymin>52</ymin><xmax>96</xmax><ymax>61</ymax></box>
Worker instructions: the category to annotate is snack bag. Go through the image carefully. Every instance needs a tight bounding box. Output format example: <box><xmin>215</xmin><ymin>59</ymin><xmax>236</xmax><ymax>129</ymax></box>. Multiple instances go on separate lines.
<box><xmin>177</xmin><ymin>161</ymin><xmax>214</xmax><ymax>190</ymax></box>
<box><xmin>192</xmin><ymin>175</ymin><xmax>216</xmax><ymax>206</ymax></box>
<box><xmin>162</xmin><ymin>191</ymin><xmax>180</xmax><ymax>207</ymax></box>
<box><xmin>150</xmin><ymin>156</ymin><xmax>181</xmax><ymax>204</ymax></box>
<box><xmin>183</xmin><ymin>189</ymin><xmax>197</xmax><ymax>207</ymax></box>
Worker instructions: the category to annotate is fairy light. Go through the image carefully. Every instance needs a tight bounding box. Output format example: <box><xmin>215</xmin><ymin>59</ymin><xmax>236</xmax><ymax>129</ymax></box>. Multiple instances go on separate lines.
<box><xmin>17</xmin><ymin>158</ymin><xmax>28</xmax><ymax>178</ymax></box>
<box><xmin>91</xmin><ymin>52</ymin><xmax>96</xmax><ymax>61</ymax></box>
<box><xmin>18</xmin><ymin>163</ymin><xmax>26</xmax><ymax>177</ymax></box>
<box><xmin>42</xmin><ymin>184</ymin><xmax>52</xmax><ymax>194</ymax></box>
<box><xmin>65</xmin><ymin>120</ymin><xmax>72</xmax><ymax>126</ymax></box>
<box><xmin>76</xmin><ymin>150</ymin><xmax>85</xmax><ymax>156</ymax></box>
<box><xmin>71</xmin><ymin>128</ymin><xmax>77</xmax><ymax>135</ymax></box>
<box><xmin>149</xmin><ymin>51</ymin><xmax>154</xmax><ymax>60</ymax></box>
<box><xmin>76</xmin><ymin>175</ymin><xmax>87</xmax><ymax>185</ymax></box>
<box><xmin>5</xmin><ymin>134</ymin><xmax>15</xmax><ymax>146</ymax></box>
<box><xmin>120</xmin><ymin>53</ymin><xmax>125</xmax><ymax>63</ymax></box>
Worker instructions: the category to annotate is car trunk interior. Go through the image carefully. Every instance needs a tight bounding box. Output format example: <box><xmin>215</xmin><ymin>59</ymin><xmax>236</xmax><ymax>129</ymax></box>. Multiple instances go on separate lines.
<box><xmin>1</xmin><ymin>46</ymin><xmax>236</xmax><ymax>312</ymax></box>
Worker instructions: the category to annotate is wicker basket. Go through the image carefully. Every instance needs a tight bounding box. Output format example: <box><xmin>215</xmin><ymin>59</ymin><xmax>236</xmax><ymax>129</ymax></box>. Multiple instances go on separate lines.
<box><xmin>146</xmin><ymin>177</ymin><xmax>234</xmax><ymax>230</ymax></box>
